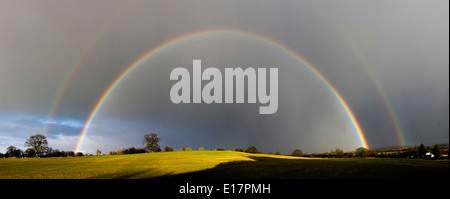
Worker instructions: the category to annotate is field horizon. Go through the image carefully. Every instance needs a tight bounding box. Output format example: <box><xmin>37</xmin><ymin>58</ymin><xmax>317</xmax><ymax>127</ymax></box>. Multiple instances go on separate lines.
<box><xmin>0</xmin><ymin>151</ymin><xmax>448</xmax><ymax>179</ymax></box>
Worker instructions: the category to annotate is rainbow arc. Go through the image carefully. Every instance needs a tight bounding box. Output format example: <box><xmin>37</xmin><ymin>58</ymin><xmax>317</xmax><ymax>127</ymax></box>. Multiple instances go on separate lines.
<box><xmin>74</xmin><ymin>29</ymin><xmax>369</xmax><ymax>152</ymax></box>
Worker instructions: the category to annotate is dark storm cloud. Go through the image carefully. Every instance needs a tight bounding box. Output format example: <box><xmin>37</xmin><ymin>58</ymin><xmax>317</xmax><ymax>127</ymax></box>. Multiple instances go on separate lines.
<box><xmin>0</xmin><ymin>0</ymin><xmax>448</xmax><ymax>153</ymax></box>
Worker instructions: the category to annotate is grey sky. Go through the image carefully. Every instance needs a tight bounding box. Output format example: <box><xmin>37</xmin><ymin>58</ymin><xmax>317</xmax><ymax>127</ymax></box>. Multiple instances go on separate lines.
<box><xmin>0</xmin><ymin>0</ymin><xmax>448</xmax><ymax>154</ymax></box>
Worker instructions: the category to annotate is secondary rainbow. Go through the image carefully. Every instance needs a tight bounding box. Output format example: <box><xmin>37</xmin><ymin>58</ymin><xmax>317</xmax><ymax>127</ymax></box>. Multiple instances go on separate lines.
<box><xmin>75</xmin><ymin>29</ymin><xmax>369</xmax><ymax>152</ymax></box>
<box><xmin>346</xmin><ymin>41</ymin><xmax>406</xmax><ymax>147</ymax></box>
<box><xmin>42</xmin><ymin>2</ymin><xmax>137</xmax><ymax>136</ymax></box>
<box><xmin>313</xmin><ymin>9</ymin><xmax>406</xmax><ymax>147</ymax></box>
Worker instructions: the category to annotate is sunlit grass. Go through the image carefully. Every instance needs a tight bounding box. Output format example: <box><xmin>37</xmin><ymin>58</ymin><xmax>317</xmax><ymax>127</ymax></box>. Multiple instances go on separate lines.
<box><xmin>0</xmin><ymin>151</ymin><xmax>254</xmax><ymax>179</ymax></box>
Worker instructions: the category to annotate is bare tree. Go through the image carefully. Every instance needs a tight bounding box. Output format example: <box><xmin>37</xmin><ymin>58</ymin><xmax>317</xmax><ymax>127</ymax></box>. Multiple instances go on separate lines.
<box><xmin>24</xmin><ymin>134</ymin><xmax>48</xmax><ymax>157</ymax></box>
<box><xmin>143</xmin><ymin>133</ymin><xmax>161</xmax><ymax>152</ymax></box>
<box><xmin>96</xmin><ymin>149</ymin><xmax>102</xmax><ymax>156</ymax></box>
<box><xmin>333</xmin><ymin>148</ymin><xmax>344</xmax><ymax>158</ymax></box>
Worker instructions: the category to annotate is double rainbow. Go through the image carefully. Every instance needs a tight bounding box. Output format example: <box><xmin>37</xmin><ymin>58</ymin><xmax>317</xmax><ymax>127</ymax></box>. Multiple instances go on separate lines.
<box><xmin>74</xmin><ymin>29</ymin><xmax>369</xmax><ymax>152</ymax></box>
<box><xmin>313</xmin><ymin>9</ymin><xmax>406</xmax><ymax>147</ymax></box>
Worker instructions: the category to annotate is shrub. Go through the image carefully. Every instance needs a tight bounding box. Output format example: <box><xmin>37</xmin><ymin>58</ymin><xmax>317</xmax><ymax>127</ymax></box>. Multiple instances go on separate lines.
<box><xmin>291</xmin><ymin>149</ymin><xmax>303</xmax><ymax>157</ymax></box>
<box><xmin>164</xmin><ymin>146</ymin><xmax>174</xmax><ymax>152</ymax></box>
<box><xmin>231</xmin><ymin>148</ymin><xmax>245</xmax><ymax>152</ymax></box>
<box><xmin>66</xmin><ymin>151</ymin><xmax>76</xmax><ymax>157</ymax></box>
<box><xmin>245</xmin><ymin>146</ymin><xmax>261</xmax><ymax>153</ymax></box>
<box><xmin>355</xmin><ymin>147</ymin><xmax>369</xmax><ymax>158</ymax></box>
<box><xmin>76</xmin><ymin>152</ymin><xmax>84</xmax><ymax>156</ymax></box>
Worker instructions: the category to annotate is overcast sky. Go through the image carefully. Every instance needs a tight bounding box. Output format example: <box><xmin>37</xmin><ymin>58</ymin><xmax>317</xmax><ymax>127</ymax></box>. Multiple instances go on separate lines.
<box><xmin>0</xmin><ymin>0</ymin><xmax>448</xmax><ymax>154</ymax></box>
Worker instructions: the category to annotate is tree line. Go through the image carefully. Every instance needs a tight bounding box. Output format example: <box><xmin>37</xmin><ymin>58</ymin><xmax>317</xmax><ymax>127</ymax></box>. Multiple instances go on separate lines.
<box><xmin>0</xmin><ymin>134</ymin><xmax>79</xmax><ymax>158</ymax></box>
<box><xmin>301</xmin><ymin>143</ymin><xmax>447</xmax><ymax>159</ymax></box>
<box><xmin>1</xmin><ymin>133</ymin><xmax>447</xmax><ymax>159</ymax></box>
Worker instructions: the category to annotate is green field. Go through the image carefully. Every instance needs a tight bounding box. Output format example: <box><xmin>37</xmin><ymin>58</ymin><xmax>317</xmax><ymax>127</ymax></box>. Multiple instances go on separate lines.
<box><xmin>0</xmin><ymin>151</ymin><xmax>447</xmax><ymax>179</ymax></box>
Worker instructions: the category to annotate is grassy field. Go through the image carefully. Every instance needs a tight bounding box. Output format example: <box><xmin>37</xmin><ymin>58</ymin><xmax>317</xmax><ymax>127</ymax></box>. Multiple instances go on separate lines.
<box><xmin>0</xmin><ymin>151</ymin><xmax>448</xmax><ymax>179</ymax></box>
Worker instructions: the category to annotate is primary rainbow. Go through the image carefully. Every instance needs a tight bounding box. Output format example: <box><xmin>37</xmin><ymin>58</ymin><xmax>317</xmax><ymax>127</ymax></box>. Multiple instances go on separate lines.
<box><xmin>74</xmin><ymin>29</ymin><xmax>369</xmax><ymax>152</ymax></box>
